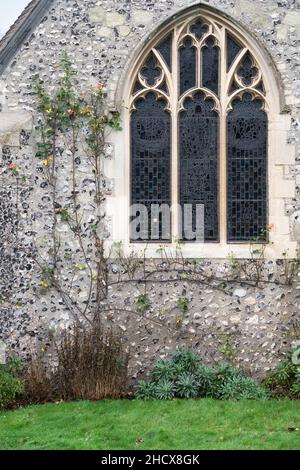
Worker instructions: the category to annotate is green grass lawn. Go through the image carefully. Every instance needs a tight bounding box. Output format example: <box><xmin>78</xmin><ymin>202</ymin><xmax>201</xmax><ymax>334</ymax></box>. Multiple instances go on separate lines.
<box><xmin>0</xmin><ymin>399</ymin><xmax>300</xmax><ymax>450</ymax></box>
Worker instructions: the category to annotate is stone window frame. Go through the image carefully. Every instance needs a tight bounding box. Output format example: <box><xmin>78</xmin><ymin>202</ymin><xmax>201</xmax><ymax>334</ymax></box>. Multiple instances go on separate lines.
<box><xmin>108</xmin><ymin>6</ymin><xmax>296</xmax><ymax>259</ymax></box>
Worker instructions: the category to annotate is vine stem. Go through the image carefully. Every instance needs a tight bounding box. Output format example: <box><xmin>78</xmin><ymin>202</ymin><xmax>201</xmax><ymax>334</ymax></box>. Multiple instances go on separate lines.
<box><xmin>51</xmin><ymin>124</ymin><xmax>59</xmax><ymax>270</ymax></box>
<box><xmin>70</xmin><ymin>124</ymin><xmax>94</xmax><ymax>317</ymax></box>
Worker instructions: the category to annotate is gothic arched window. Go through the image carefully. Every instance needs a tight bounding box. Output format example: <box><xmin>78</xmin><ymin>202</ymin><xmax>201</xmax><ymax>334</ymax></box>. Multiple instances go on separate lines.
<box><xmin>129</xmin><ymin>14</ymin><xmax>268</xmax><ymax>243</ymax></box>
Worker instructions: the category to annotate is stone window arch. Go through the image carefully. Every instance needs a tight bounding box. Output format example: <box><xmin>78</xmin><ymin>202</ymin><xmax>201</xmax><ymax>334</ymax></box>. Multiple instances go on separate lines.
<box><xmin>112</xmin><ymin>6</ymin><xmax>296</xmax><ymax>258</ymax></box>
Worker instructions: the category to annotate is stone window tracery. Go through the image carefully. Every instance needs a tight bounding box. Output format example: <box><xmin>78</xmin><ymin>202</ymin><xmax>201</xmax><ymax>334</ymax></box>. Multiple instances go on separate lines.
<box><xmin>129</xmin><ymin>14</ymin><xmax>269</xmax><ymax>243</ymax></box>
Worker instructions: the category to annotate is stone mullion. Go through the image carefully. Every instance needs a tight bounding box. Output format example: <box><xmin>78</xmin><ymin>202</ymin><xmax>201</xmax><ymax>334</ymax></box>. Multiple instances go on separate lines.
<box><xmin>171</xmin><ymin>28</ymin><xmax>180</xmax><ymax>241</ymax></box>
<box><xmin>219</xmin><ymin>27</ymin><xmax>228</xmax><ymax>245</ymax></box>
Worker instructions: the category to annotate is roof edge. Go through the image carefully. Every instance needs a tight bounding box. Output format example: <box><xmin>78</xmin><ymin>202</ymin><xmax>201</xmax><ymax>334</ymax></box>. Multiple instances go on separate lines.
<box><xmin>0</xmin><ymin>0</ymin><xmax>55</xmax><ymax>75</ymax></box>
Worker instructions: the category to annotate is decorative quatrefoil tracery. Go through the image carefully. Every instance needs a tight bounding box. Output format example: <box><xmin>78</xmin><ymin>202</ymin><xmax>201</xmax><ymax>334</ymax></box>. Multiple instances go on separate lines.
<box><xmin>131</xmin><ymin>16</ymin><xmax>265</xmax><ymax>111</ymax></box>
<box><xmin>189</xmin><ymin>19</ymin><xmax>209</xmax><ymax>40</ymax></box>
<box><xmin>140</xmin><ymin>53</ymin><xmax>162</xmax><ymax>87</ymax></box>
<box><xmin>237</xmin><ymin>53</ymin><xmax>259</xmax><ymax>86</ymax></box>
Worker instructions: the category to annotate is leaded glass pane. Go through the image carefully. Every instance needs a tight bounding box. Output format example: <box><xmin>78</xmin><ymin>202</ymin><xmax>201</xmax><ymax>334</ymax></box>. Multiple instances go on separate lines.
<box><xmin>202</xmin><ymin>37</ymin><xmax>219</xmax><ymax>95</ymax></box>
<box><xmin>190</xmin><ymin>19</ymin><xmax>209</xmax><ymax>40</ymax></box>
<box><xmin>238</xmin><ymin>53</ymin><xmax>258</xmax><ymax>86</ymax></box>
<box><xmin>158</xmin><ymin>79</ymin><xmax>169</xmax><ymax>95</ymax></box>
<box><xmin>229</xmin><ymin>80</ymin><xmax>240</xmax><ymax>94</ymax></box>
<box><xmin>180</xmin><ymin>92</ymin><xmax>219</xmax><ymax>241</ymax></box>
<box><xmin>227</xmin><ymin>33</ymin><xmax>242</xmax><ymax>70</ymax></box>
<box><xmin>131</xmin><ymin>93</ymin><xmax>171</xmax><ymax>241</ymax></box>
<box><xmin>141</xmin><ymin>53</ymin><xmax>161</xmax><ymax>86</ymax></box>
<box><xmin>130</xmin><ymin>19</ymin><xmax>268</xmax><ymax>245</ymax></box>
<box><xmin>179</xmin><ymin>37</ymin><xmax>196</xmax><ymax>95</ymax></box>
<box><xmin>132</xmin><ymin>80</ymin><xmax>143</xmax><ymax>95</ymax></box>
<box><xmin>256</xmin><ymin>80</ymin><xmax>265</xmax><ymax>94</ymax></box>
<box><xmin>156</xmin><ymin>34</ymin><xmax>172</xmax><ymax>70</ymax></box>
<box><xmin>227</xmin><ymin>93</ymin><xmax>267</xmax><ymax>241</ymax></box>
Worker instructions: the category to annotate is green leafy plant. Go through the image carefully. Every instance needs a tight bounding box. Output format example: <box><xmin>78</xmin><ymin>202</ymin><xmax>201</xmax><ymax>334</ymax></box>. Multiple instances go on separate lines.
<box><xmin>177</xmin><ymin>297</ymin><xmax>189</xmax><ymax>315</ymax></box>
<box><xmin>171</xmin><ymin>348</ymin><xmax>200</xmax><ymax>373</ymax></box>
<box><xmin>265</xmin><ymin>347</ymin><xmax>300</xmax><ymax>398</ymax></box>
<box><xmin>108</xmin><ymin>111</ymin><xmax>123</xmax><ymax>131</ymax></box>
<box><xmin>136</xmin><ymin>293</ymin><xmax>151</xmax><ymax>313</ymax></box>
<box><xmin>195</xmin><ymin>364</ymin><xmax>217</xmax><ymax>397</ymax></box>
<box><xmin>290</xmin><ymin>368</ymin><xmax>300</xmax><ymax>398</ymax></box>
<box><xmin>135</xmin><ymin>381</ymin><xmax>157</xmax><ymax>400</ymax></box>
<box><xmin>151</xmin><ymin>359</ymin><xmax>176</xmax><ymax>382</ymax></box>
<box><xmin>4</xmin><ymin>356</ymin><xmax>24</xmax><ymax>377</ymax></box>
<box><xmin>218</xmin><ymin>376</ymin><xmax>269</xmax><ymax>400</ymax></box>
<box><xmin>0</xmin><ymin>358</ymin><xmax>24</xmax><ymax>409</ymax></box>
<box><xmin>272</xmin><ymin>361</ymin><xmax>295</xmax><ymax>386</ymax></box>
<box><xmin>212</xmin><ymin>362</ymin><xmax>244</xmax><ymax>397</ymax></box>
<box><xmin>56</xmin><ymin>207</ymin><xmax>71</xmax><ymax>223</ymax></box>
<box><xmin>215</xmin><ymin>362</ymin><xmax>242</xmax><ymax>381</ymax></box>
<box><xmin>219</xmin><ymin>334</ymin><xmax>238</xmax><ymax>366</ymax></box>
<box><xmin>175</xmin><ymin>373</ymin><xmax>198</xmax><ymax>399</ymax></box>
<box><xmin>136</xmin><ymin>349</ymin><xmax>268</xmax><ymax>401</ymax></box>
<box><xmin>154</xmin><ymin>380</ymin><xmax>175</xmax><ymax>400</ymax></box>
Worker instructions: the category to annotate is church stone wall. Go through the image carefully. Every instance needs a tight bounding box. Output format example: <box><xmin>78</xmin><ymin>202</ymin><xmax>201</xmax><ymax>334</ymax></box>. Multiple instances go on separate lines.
<box><xmin>0</xmin><ymin>0</ymin><xmax>300</xmax><ymax>379</ymax></box>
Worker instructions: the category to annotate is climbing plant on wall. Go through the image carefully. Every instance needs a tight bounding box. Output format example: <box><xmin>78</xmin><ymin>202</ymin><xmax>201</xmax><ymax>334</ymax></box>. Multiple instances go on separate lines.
<box><xmin>33</xmin><ymin>52</ymin><xmax>122</xmax><ymax>324</ymax></box>
<box><xmin>29</xmin><ymin>53</ymin><xmax>300</xmax><ymax>341</ymax></box>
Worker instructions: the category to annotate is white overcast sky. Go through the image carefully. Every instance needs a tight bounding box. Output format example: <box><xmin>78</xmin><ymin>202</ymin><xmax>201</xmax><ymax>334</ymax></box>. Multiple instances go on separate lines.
<box><xmin>0</xmin><ymin>0</ymin><xmax>31</xmax><ymax>38</ymax></box>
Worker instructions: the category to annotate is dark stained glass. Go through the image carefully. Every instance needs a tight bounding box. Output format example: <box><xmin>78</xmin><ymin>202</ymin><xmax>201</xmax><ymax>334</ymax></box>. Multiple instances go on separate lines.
<box><xmin>131</xmin><ymin>25</ymin><xmax>268</xmax><ymax>245</ymax></box>
<box><xmin>156</xmin><ymin>34</ymin><xmax>172</xmax><ymax>70</ymax></box>
<box><xmin>141</xmin><ymin>53</ymin><xmax>161</xmax><ymax>86</ymax></box>
<box><xmin>229</xmin><ymin>80</ymin><xmax>240</xmax><ymax>94</ymax></box>
<box><xmin>132</xmin><ymin>80</ymin><xmax>143</xmax><ymax>95</ymax></box>
<box><xmin>256</xmin><ymin>79</ymin><xmax>265</xmax><ymax>94</ymax></box>
<box><xmin>227</xmin><ymin>33</ymin><xmax>242</xmax><ymax>70</ymax></box>
<box><xmin>227</xmin><ymin>93</ymin><xmax>267</xmax><ymax>241</ymax></box>
<box><xmin>179</xmin><ymin>37</ymin><xmax>196</xmax><ymax>95</ymax></box>
<box><xmin>131</xmin><ymin>93</ymin><xmax>171</xmax><ymax>241</ymax></box>
<box><xmin>179</xmin><ymin>92</ymin><xmax>219</xmax><ymax>241</ymax></box>
<box><xmin>158</xmin><ymin>79</ymin><xmax>169</xmax><ymax>94</ymax></box>
<box><xmin>190</xmin><ymin>19</ymin><xmax>209</xmax><ymax>40</ymax></box>
<box><xmin>202</xmin><ymin>37</ymin><xmax>219</xmax><ymax>95</ymax></box>
<box><xmin>238</xmin><ymin>53</ymin><xmax>258</xmax><ymax>86</ymax></box>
